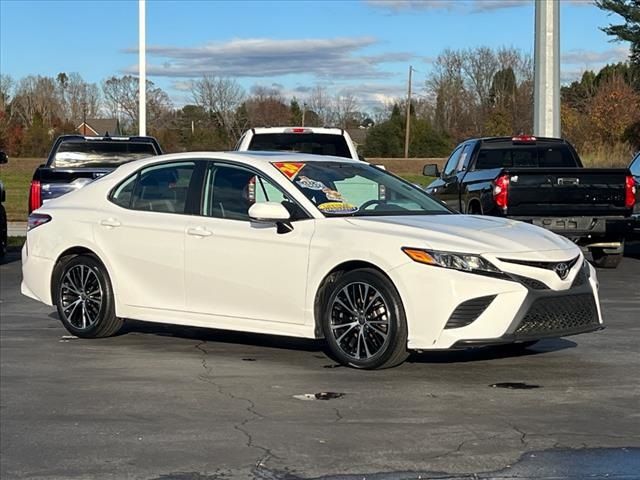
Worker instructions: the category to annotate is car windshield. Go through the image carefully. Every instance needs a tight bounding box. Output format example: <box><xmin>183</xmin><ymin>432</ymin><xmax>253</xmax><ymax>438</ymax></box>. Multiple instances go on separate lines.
<box><xmin>273</xmin><ymin>161</ymin><xmax>451</xmax><ymax>217</ymax></box>
<box><xmin>631</xmin><ymin>153</ymin><xmax>640</xmax><ymax>177</ymax></box>
<box><xmin>249</xmin><ymin>133</ymin><xmax>352</xmax><ymax>158</ymax></box>
<box><xmin>52</xmin><ymin>141</ymin><xmax>158</xmax><ymax>168</ymax></box>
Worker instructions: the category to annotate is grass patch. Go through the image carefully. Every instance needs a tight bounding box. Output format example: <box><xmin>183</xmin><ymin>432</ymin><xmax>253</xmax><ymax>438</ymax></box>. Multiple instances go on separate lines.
<box><xmin>399</xmin><ymin>174</ymin><xmax>436</xmax><ymax>187</ymax></box>
<box><xmin>8</xmin><ymin>236</ymin><xmax>25</xmax><ymax>248</ymax></box>
<box><xmin>0</xmin><ymin>157</ymin><xmax>44</xmax><ymax>222</ymax></box>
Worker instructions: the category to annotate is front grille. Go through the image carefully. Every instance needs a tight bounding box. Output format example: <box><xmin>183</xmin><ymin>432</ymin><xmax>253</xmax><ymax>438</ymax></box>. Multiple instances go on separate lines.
<box><xmin>446</xmin><ymin>295</ymin><xmax>496</xmax><ymax>329</ymax></box>
<box><xmin>571</xmin><ymin>262</ymin><xmax>589</xmax><ymax>288</ymax></box>
<box><xmin>515</xmin><ymin>294</ymin><xmax>599</xmax><ymax>336</ymax></box>
<box><xmin>499</xmin><ymin>255</ymin><xmax>580</xmax><ymax>279</ymax></box>
<box><xmin>512</xmin><ymin>275</ymin><xmax>549</xmax><ymax>290</ymax></box>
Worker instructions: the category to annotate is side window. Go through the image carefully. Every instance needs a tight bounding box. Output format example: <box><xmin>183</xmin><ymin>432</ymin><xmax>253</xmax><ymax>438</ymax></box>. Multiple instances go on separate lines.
<box><xmin>111</xmin><ymin>174</ymin><xmax>137</xmax><ymax>208</ymax></box>
<box><xmin>130</xmin><ymin>162</ymin><xmax>195</xmax><ymax>214</ymax></box>
<box><xmin>202</xmin><ymin>164</ymin><xmax>293</xmax><ymax>221</ymax></box>
<box><xmin>456</xmin><ymin>144</ymin><xmax>472</xmax><ymax>172</ymax></box>
<box><xmin>442</xmin><ymin>147</ymin><xmax>463</xmax><ymax>177</ymax></box>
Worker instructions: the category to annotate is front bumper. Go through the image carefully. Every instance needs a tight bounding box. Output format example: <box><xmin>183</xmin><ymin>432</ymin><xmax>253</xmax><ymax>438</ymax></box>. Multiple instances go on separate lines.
<box><xmin>391</xmin><ymin>255</ymin><xmax>602</xmax><ymax>350</ymax></box>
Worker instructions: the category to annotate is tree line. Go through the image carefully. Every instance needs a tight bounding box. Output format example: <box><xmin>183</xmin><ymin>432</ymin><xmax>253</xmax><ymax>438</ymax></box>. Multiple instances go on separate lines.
<box><xmin>0</xmin><ymin>50</ymin><xmax>637</xmax><ymax>160</ymax></box>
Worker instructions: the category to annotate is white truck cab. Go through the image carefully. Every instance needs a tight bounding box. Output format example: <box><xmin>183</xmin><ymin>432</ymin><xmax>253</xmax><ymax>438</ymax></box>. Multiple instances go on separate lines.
<box><xmin>235</xmin><ymin>127</ymin><xmax>364</xmax><ymax>162</ymax></box>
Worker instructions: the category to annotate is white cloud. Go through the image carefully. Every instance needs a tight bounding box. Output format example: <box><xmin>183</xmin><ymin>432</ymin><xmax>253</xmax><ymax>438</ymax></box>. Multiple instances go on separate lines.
<box><xmin>561</xmin><ymin>46</ymin><xmax>629</xmax><ymax>65</ymax></box>
<box><xmin>365</xmin><ymin>0</ymin><xmax>532</xmax><ymax>13</ymax></box>
<box><xmin>124</xmin><ymin>37</ymin><xmax>413</xmax><ymax>80</ymax></box>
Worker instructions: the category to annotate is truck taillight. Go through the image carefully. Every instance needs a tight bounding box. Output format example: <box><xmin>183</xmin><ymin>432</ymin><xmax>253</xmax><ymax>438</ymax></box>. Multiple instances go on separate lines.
<box><xmin>493</xmin><ymin>174</ymin><xmax>509</xmax><ymax>210</ymax></box>
<box><xmin>28</xmin><ymin>180</ymin><xmax>42</xmax><ymax>213</ymax></box>
<box><xmin>625</xmin><ymin>175</ymin><xmax>637</xmax><ymax>209</ymax></box>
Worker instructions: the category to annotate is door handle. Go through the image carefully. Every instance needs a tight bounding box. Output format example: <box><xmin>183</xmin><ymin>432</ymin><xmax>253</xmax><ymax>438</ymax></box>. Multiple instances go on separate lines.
<box><xmin>187</xmin><ymin>227</ymin><xmax>213</xmax><ymax>237</ymax></box>
<box><xmin>100</xmin><ymin>218</ymin><xmax>121</xmax><ymax>228</ymax></box>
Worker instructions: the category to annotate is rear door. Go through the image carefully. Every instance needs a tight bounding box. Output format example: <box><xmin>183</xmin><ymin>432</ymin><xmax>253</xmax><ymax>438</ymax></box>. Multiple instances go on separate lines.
<box><xmin>184</xmin><ymin>162</ymin><xmax>314</xmax><ymax>325</ymax></box>
<box><xmin>94</xmin><ymin>161</ymin><xmax>199</xmax><ymax>311</ymax></box>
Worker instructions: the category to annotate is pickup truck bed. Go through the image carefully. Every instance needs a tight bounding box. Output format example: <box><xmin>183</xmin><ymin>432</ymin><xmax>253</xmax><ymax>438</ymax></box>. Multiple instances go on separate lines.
<box><xmin>425</xmin><ymin>136</ymin><xmax>636</xmax><ymax>268</ymax></box>
<box><xmin>29</xmin><ymin>135</ymin><xmax>162</xmax><ymax>213</ymax></box>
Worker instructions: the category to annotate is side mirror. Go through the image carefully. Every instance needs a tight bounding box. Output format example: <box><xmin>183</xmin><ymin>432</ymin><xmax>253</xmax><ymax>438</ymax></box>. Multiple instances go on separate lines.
<box><xmin>0</xmin><ymin>151</ymin><xmax>8</xmax><ymax>164</ymax></box>
<box><xmin>423</xmin><ymin>164</ymin><xmax>439</xmax><ymax>177</ymax></box>
<box><xmin>249</xmin><ymin>202</ymin><xmax>291</xmax><ymax>222</ymax></box>
<box><xmin>358</xmin><ymin>154</ymin><xmax>366</xmax><ymax>162</ymax></box>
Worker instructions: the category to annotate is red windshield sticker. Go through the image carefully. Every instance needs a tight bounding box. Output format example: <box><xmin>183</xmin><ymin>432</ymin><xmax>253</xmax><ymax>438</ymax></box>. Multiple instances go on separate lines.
<box><xmin>273</xmin><ymin>162</ymin><xmax>305</xmax><ymax>180</ymax></box>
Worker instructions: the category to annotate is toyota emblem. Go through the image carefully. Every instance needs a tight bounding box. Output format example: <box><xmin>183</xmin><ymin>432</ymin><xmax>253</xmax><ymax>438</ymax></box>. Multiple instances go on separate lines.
<box><xmin>554</xmin><ymin>263</ymin><xmax>569</xmax><ymax>280</ymax></box>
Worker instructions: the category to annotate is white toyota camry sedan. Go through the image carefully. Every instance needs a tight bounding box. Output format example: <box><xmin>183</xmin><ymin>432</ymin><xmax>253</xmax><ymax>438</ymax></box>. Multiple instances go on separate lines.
<box><xmin>22</xmin><ymin>152</ymin><xmax>603</xmax><ymax>369</ymax></box>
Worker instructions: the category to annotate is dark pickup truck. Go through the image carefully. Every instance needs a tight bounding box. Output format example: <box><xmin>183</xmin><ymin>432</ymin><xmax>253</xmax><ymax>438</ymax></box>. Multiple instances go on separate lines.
<box><xmin>424</xmin><ymin>136</ymin><xmax>636</xmax><ymax>268</ymax></box>
<box><xmin>29</xmin><ymin>135</ymin><xmax>162</xmax><ymax>213</ymax></box>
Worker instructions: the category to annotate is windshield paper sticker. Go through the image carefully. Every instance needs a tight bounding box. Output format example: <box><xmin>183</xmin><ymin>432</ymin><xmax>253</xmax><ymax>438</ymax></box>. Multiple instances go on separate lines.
<box><xmin>296</xmin><ymin>176</ymin><xmax>326</xmax><ymax>190</ymax></box>
<box><xmin>273</xmin><ymin>162</ymin><xmax>305</xmax><ymax>180</ymax></box>
<box><xmin>317</xmin><ymin>202</ymin><xmax>358</xmax><ymax>214</ymax></box>
<box><xmin>323</xmin><ymin>188</ymin><xmax>343</xmax><ymax>201</ymax></box>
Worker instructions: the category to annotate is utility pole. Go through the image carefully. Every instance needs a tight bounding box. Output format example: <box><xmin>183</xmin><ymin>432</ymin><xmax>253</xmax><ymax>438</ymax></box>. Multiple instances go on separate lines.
<box><xmin>302</xmin><ymin>102</ymin><xmax>307</xmax><ymax>127</ymax></box>
<box><xmin>138</xmin><ymin>0</ymin><xmax>147</xmax><ymax>136</ymax></box>
<box><xmin>404</xmin><ymin>65</ymin><xmax>413</xmax><ymax>159</ymax></box>
<box><xmin>534</xmin><ymin>0</ymin><xmax>560</xmax><ymax>137</ymax></box>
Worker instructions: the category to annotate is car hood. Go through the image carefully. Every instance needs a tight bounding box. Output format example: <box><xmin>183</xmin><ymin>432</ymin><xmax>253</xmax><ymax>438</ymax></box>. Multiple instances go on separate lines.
<box><xmin>344</xmin><ymin>214</ymin><xmax>578</xmax><ymax>256</ymax></box>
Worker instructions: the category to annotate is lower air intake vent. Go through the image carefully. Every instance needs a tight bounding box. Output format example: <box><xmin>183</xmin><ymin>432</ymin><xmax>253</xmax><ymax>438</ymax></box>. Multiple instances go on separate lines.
<box><xmin>515</xmin><ymin>294</ymin><xmax>598</xmax><ymax>336</ymax></box>
<box><xmin>445</xmin><ymin>295</ymin><xmax>496</xmax><ymax>329</ymax></box>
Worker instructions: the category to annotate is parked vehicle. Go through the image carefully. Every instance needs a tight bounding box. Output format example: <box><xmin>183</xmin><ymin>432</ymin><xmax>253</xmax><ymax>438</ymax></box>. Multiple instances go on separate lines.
<box><xmin>235</xmin><ymin>126</ymin><xmax>363</xmax><ymax>161</ymax></box>
<box><xmin>28</xmin><ymin>135</ymin><xmax>162</xmax><ymax>213</ymax></box>
<box><xmin>23</xmin><ymin>152</ymin><xmax>603</xmax><ymax>369</ymax></box>
<box><xmin>425</xmin><ymin>136</ymin><xmax>636</xmax><ymax>268</ymax></box>
<box><xmin>629</xmin><ymin>151</ymin><xmax>640</xmax><ymax>241</ymax></box>
<box><xmin>0</xmin><ymin>151</ymin><xmax>8</xmax><ymax>258</ymax></box>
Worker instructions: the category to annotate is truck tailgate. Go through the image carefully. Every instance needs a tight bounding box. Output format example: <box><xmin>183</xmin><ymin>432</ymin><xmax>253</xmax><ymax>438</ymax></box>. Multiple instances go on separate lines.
<box><xmin>34</xmin><ymin>168</ymin><xmax>113</xmax><ymax>203</ymax></box>
<box><xmin>505</xmin><ymin>168</ymin><xmax>630</xmax><ymax>216</ymax></box>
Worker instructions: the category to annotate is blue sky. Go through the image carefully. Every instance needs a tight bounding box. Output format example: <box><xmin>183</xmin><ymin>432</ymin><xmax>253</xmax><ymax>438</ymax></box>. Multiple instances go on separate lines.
<box><xmin>0</xmin><ymin>0</ymin><xmax>632</xmax><ymax>110</ymax></box>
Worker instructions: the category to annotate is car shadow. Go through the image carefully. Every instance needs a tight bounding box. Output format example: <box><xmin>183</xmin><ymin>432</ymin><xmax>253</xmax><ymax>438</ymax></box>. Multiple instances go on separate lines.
<box><xmin>407</xmin><ymin>338</ymin><xmax>577</xmax><ymax>364</ymax></box>
<box><xmin>624</xmin><ymin>241</ymin><xmax>640</xmax><ymax>259</ymax></box>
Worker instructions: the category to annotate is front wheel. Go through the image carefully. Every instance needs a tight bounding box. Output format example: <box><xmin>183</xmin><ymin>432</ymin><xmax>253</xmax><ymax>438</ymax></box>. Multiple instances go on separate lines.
<box><xmin>55</xmin><ymin>254</ymin><xmax>122</xmax><ymax>338</ymax></box>
<box><xmin>322</xmin><ymin>268</ymin><xmax>408</xmax><ymax>369</ymax></box>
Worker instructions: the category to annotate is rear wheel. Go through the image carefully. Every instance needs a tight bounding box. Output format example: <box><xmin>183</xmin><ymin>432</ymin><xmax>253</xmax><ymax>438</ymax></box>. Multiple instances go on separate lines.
<box><xmin>55</xmin><ymin>255</ymin><xmax>122</xmax><ymax>338</ymax></box>
<box><xmin>322</xmin><ymin>269</ymin><xmax>408</xmax><ymax>369</ymax></box>
<box><xmin>590</xmin><ymin>247</ymin><xmax>623</xmax><ymax>269</ymax></box>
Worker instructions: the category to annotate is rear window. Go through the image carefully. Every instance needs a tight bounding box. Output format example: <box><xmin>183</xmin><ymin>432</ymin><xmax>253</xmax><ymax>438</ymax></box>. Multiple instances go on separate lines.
<box><xmin>475</xmin><ymin>145</ymin><xmax>577</xmax><ymax>169</ymax></box>
<box><xmin>248</xmin><ymin>133</ymin><xmax>352</xmax><ymax>159</ymax></box>
<box><xmin>51</xmin><ymin>141</ymin><xmax>158</xmax><ymax>168</ymax></box>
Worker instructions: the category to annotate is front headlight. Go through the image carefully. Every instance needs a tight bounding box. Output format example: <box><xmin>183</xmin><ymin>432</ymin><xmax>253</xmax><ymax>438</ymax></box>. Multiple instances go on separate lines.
<box><xmin>401</xmin><ymin>247</ymin><xmax>507</xmax><ymax>278</ymax></box>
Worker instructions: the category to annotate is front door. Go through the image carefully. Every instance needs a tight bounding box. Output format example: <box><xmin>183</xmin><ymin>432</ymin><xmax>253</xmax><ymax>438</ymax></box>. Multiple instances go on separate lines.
<box><xmin>184</xmin><ymin>163</ymin><xmax>314</xmax><ymax>325</ymax></box>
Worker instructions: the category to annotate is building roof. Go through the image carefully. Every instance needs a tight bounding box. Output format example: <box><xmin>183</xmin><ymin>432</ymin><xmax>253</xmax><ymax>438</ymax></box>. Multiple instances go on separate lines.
<box><xmin>76</xmin><ymin>118</ymin><xmax>120</xmax><ymax>136</ymax></box>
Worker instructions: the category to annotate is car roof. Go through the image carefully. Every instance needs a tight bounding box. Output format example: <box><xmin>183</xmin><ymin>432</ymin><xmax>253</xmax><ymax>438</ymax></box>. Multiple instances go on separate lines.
<box><xmin>56</xmin><ymin>134</ymin><xmax>159</xmax><ymax>142</ymax></box>
<box><xmin>249</xmin><ymin>127</ymin><xmax>347</xmax><ymax>135</ymax></box>
<box><xmin>113</xmin><ymin>150</ymin><xmax>362</xmax><ymax>176</ymax></box>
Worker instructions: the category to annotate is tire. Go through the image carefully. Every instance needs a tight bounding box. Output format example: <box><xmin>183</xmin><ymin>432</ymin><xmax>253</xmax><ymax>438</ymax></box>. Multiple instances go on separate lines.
<box><xmin>590</xmin><ymin>247</ymin><xmax>623</xmax><ymax>269</ymax></box>
<box><xmin>54</xmin><ymin>254</ymin><xmax>122</xmax><ymax>338</ymax></box>
<box><xmin>321</xmin><ymin>268</ymin><xmax>408</xmax><ymax>369</ymax></box>
<box><xmin>0</xmin><ymin>204</ymin><xmax>7</xmax><ymax>259</ymax></box>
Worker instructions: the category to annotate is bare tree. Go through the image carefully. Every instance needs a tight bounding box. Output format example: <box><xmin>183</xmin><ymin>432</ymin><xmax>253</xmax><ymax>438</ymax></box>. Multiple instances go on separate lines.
<box><xmin>334</xmin><ymin>90</ymin><xmax>359</xmax><ymax>128</ymax></box>
<box><xmin>58</xmin><ymin>73</ymin><xmax>102</xmax><ymax>124</ymax></box>
<box><xmin>12</xmin><ymin>75</ymin><xmax>62</xmax><ymax>127</ymax></box>
<box><xmin>191</xmin><ymin>75</ymin><xmax>245</xmax><ymax>143</ymax></box>
<box><xmin>0</xmin><ymin>74</ymin><xmax>14</xmax><ymax>112</ymax></box>
<box><xmin>244</xmin><ymin>85</ymin><xmax>290</xmax><ymax>127</ymax></box>
<box><xmin>102</xmin><ymin>75</ymin><xmax>172</xmax><ymax>131</ymax></box>
<box><xmin>307</xmin><ymin>85</ymin><xmax>334</xmax><ymax>126</ymax></box>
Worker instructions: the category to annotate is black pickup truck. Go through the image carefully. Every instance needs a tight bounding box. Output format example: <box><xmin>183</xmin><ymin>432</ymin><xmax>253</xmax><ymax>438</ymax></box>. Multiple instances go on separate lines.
<box><xmin>29</xmin><ymin>135</ymin><xmax>162</xmax><ymax>213</ymax></box>
<box><xmin>424</xmin><ymin>136</ymin><xmax>636</xmax><ymax>268</ymax></box>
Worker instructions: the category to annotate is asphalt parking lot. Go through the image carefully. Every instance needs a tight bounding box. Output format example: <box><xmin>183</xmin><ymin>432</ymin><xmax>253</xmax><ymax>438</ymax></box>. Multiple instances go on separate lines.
<box><xmin>1</xmin><ymin>247</ymin><xmax>639</xmax><ymax>480</ymax></box>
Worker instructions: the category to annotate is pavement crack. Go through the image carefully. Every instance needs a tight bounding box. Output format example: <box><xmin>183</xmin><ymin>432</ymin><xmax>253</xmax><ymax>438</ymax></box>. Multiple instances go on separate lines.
<box><xmin>193</xmin><ymin>341</ymin><xmax>279</xmax><ymax>474</ymax></box>
<box><xmin>333</xmin><ymin>407</ymin><xmax>343</xmax><ymax>423</ymax></box>
<box><xmin>508</xmin><ymin>422</ymin><xmax>529</xmax><ymax>446</ymax></box>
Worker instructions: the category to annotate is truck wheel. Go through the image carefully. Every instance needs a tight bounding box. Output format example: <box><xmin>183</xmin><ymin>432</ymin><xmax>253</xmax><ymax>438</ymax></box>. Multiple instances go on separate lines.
<box><xmin>0</xmin><ymin>204</ymin><xmax>7</xmax><ymax>259</ymax></box>
<box><xmin>590</xmin><ymin>247</ymin><xmax>622</xmax><ymax>269</ymax></box>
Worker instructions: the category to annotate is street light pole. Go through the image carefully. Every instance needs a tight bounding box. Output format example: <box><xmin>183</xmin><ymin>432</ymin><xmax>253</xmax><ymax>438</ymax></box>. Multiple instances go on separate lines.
<box><xmin>534</xmin><ymin>0</ymin><xmax>560</xmax><ymax>137</ymax></box>
<box><xmin>404</xmin><ymin>65</ymin><xmax>413</xmax><ymax>159</ymax></box>
<box><xmin>139</xmin><ymin>0</ymin><xmax>147</xmax><ymax>136</ymax></box>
